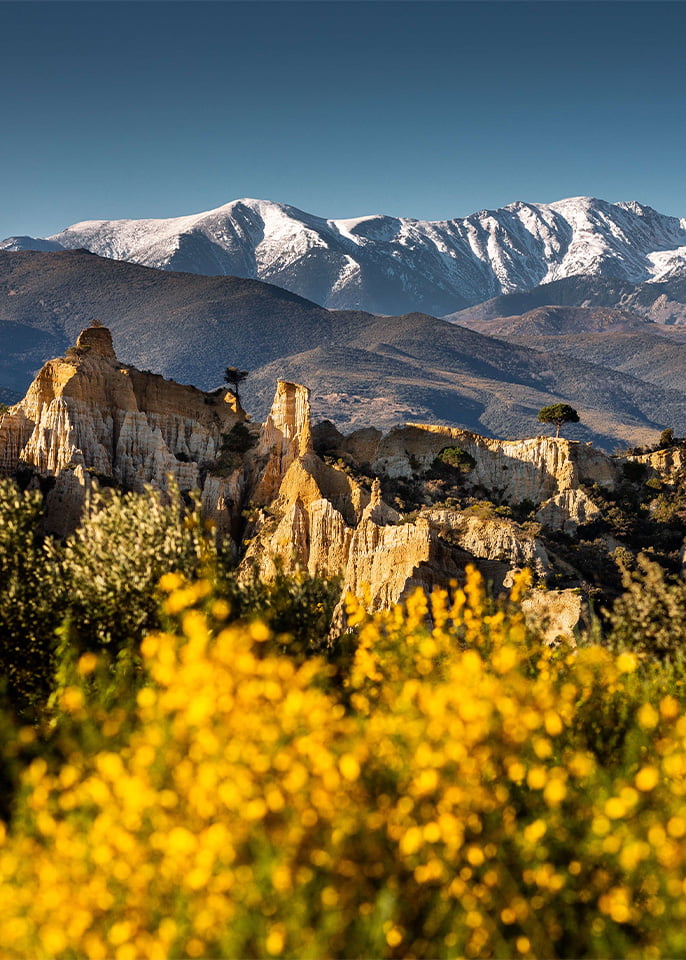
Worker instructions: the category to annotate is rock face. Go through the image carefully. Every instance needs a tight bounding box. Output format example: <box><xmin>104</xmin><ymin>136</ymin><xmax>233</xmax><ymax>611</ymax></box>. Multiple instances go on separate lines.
<box><xmin>535</xmin><ymin>489</ymin><xmax>602</xmax><ymax>535</ymax></box>
<box><xmin>521</xmin><ymin>589</ymin><xmax>584</xmax><ymax>646</ymax></box>
<box><xmin>424</xmin><ymin>508</ymin><xmax>552</xmax><ymax>582</ymax></box>
<box><xmin>253</xmin><ymin>380</ymin><xmax>313</xmax><ymax>504</ymax></box>
<box><xmin>0</xmin><ymin>324</ymin><xmax>244</xmax><ymax>536</ymax></box>
<box><xmin>365</xmin><ymin>424</ymin><xmax>617</xmax><ymax>502</ymax></box>
<box><xmin>1</xmin><ymin>331</ymin><xmax>627</xmax><ymax>641</ymax></box>
<box><xmin>245</xmin><ymin>397</ymin><xmax>625</xmax><ymax>635</ymax></box>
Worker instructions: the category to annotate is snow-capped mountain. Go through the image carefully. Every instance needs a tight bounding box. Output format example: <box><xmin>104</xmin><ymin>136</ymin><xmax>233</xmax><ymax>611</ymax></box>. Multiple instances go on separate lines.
<box><xmin>4</xmin><ymin>197</ymin><xmax>686</xmax><ymax>316</ymax></box>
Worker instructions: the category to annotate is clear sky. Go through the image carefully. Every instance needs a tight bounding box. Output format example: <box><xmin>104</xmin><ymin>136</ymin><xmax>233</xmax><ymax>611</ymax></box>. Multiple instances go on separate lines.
<box><xmin>2</xmin><ymin>0</ymin><xmax>685</xmax><ymax>239</ymax></box>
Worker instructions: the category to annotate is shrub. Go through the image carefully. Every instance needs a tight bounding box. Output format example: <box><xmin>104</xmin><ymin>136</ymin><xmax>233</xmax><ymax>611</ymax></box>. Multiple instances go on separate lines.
<box><xmin>0</xmin><ymin>480</ymin><xmax>59</xmax><ymax>715</ymax></box>
<box><xmin>658</xmin><ymin>428</ymin><xmax>676</xmax><ymax>449</ymax></box>
<box><xmin>0</xmin><ymin>483</ymin><xmax>220</xmax><ymax>718</ymax></box>
<box><xmin>211</xmin><ymin>422</ymin><xmax>256</xmax><ymax>473</ymax></box>
<box><xmin>435</xmin><ymin>446</ymin><xmax>476</xmax><ymax>472</ymax></box>
<box><xmin>621</xmin><ymin>460</ymin><xmax>648</xmax><ymax>483</ymax></box>
<box><xmin>3</xmin><ymin>567</ymin><xmax>686</xmax><ymax>957</ymax></box>
<box><xmin>45</xmin><ymin>486</ymin><xmax>216</xmax><ymax>658</ymax></box>
<box><xmin>605</xmin><ymin>553</ymin><xmax>686</xmax><ymax>660</ymax></box>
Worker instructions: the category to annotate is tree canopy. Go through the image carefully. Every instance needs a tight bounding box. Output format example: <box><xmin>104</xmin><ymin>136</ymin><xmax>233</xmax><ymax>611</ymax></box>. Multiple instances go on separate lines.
<box><xmin>537</xmin><ymin>403</ymin><xmax>580</xmax><ymax>437</ymax></box>
<box><xmin>223</xmin><ymin>367</ymin><xmax>249</xmax><ymax>402</ymax></box>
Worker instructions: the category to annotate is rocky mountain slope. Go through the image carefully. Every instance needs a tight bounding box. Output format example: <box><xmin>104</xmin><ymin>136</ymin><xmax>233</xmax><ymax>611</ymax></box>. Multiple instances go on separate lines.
<box><xmin>3</xmin><ymin>249</ymin><xmax>686</xmax><ymax>451</ymax></box>
<box><xmin>4</xmin><ymin>196</ymin><xmax>686</xmax><ymax>316</ymax></box>
<box><xmin>5</xmin><ymin>325</ymin><xmax>686</xmax><ymax>643</ymax></box>
<box><xmin>454</xmin><ymin>305</ymin><xmax>686</xmax><ymax>399</ymax></box>
<box><xmin>445</xmin><ymin>275</ymin><xmax>686</xmax><ymax>326</ymax></box>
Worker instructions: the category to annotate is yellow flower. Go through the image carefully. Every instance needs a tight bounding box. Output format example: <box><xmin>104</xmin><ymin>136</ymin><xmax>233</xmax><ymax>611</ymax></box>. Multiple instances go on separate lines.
<box><xmin>544</xmin><ymin>779</ymin><xmax>567</xmax><ymax>807</ymax></box>
<box><xmin>523</xmin><ymin>819</ymin><xmax>546</xmax><ymax>844</ymax></box>
<box><xmin>58</xmin><ymin>686</ymin><xmax>85</xmax><ymax>713</ymax></box>
<box><xmin>77</xmin><ymin>652</ymin><xmax>98</xmax><ymax>676</ymax></box>
<box><xmin>265</xmin><ymin>925</ymin><xmax>286</xmax><ymax>955</ymax></box>
<box><xmin>339</xmin><ymin>753</ymin><xmax>361</xmax><ymax>782</ymax></box>
<box><xmin>527</xmin><ymin>767</ymin><xmax>547</xmax><ymax>790</ymax></box>
<box><xmin>544</xmin><ymin>711</ymin><xmax>563</xmax><ymax>736</ymax></box>
<box><xmin>249</xmin><ymin>620</ymin><xmax>271</xmax><ymax>642</ymax></box>
<box><xmin>616</xmin><ymin>651</ymin><xmax>638</xmax><ymax>674</ymax></box>
<box><xmin>158</xmin><ymin>571</ymin><xmax>185</xmax><ymax>592</ymax></box>
<box><xmin>637</xmin><ymin>703</ymin><xmax>659</xmax><ymax>730</ymax></box>
<box><xmin>604</xmin><ymin>797</ymin><xmax>626</xmax><ymax>820</ymax></box>
<box><xmin>635</xmin><ymin>766</ymin><xmax>660</xmax><ymax>792</ymax></box>
<box><xmin>400</xmin><ymin>827</ymin><xmax>423</xmax><ymax>856</ymax></box>
<box><xmin>667</xmin><ymin>817</ymin><xmax>686</xmax><ymax>838</ymax></box>
<box><xmin>660</xmin><ymin>695</ymin><xmax>679</xmax><ymax>720</ymax></box>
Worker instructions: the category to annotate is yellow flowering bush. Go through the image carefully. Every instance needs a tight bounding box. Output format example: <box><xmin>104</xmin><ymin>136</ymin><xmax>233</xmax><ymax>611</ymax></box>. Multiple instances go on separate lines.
<box><xmin>1</xmin><ymin>566</ymin><xmax>686</xmax><ymax>958</ymax></box>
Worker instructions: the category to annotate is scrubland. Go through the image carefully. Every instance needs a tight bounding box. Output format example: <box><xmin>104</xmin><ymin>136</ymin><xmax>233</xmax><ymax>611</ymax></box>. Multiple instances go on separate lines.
<box><xmin>0</xmin><ymin>479</ymin><xmax>685</xmax><ymax>959</ymax></box>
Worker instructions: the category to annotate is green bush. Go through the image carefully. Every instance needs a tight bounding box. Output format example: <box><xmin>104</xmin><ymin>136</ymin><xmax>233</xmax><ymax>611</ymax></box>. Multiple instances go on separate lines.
<box><xmin>211</xmin><ymin>422</ymin><xmax>257</xmax><ymax>473</ymax></box>
<box><xmin>435</xmin><ymin>445</ymin><xmax>476</xmax><ymax>472</ymax></box>
<box><xmin>0</xmin><ymin>482</ymin><xmax>220</xmax><ymax>718</ymax></box>
<box><xmin>45</xmin><ymin>486</ymin><xmax>215</xmax><ymax>657</ymax></box>
<box><xmin>0</xmin><ymin>480</ymin><xmax>59</xmax><ymax>715</ymax></box>
<box><xmin>606</xmin><ymin>553</ymin><xmax>686</xmax><ymax>661</ymax></box>
<box><xmin>0</xmin><ymin>479</ymin><xmax>344</xmax><ymax>723</ymax></box>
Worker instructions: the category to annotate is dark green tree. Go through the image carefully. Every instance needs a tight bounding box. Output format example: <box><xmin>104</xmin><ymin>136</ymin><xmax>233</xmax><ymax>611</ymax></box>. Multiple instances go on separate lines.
<box><xmin>659</xmin><ymin>428</ymin><xmax>676</xmax><ymax>449</ymax></box>
<box><xmin>223</xmin><ymin>366</ymin><xmax>249</xmax><ymax>403</ymax></box>
<box><xmin>537</xmin><ymin>403</ymin><xmax>580</xmax><ymax>438</ymax></box>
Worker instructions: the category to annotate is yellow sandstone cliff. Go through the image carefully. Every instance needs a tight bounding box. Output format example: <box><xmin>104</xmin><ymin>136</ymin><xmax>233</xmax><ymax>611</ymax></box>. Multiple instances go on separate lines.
<box><xmin>0</xmin><ymin>324</ymin><xmax>245</xmax><ymax>537</ymax></box>
<box><xmin>0</xmin><ymin>324</ymin><xmax>639</xmax><ymax>641</ymax></box>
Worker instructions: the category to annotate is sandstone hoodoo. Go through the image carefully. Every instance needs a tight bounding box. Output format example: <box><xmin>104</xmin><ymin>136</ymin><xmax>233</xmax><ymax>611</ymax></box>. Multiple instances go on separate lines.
<box><xmin>0</xmin><ymin>322</ymin><xmax>245</xmax><ymax>537</ymax></box>
<box><xmin>3</xmin><ymin>323</ymin><xmax>686</xmax><ymax>643</ymax></box>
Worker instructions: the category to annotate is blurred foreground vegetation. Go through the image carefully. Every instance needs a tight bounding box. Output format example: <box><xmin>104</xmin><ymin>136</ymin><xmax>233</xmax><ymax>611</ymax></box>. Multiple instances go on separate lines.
<box><xmin>1</xmin><ymin>479</ymin><xmax>686</xmax><ymax>958</ymax></box>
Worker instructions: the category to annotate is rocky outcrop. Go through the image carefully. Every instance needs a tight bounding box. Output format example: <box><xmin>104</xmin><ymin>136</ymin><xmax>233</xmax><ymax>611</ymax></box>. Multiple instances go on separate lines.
<box><xmin>322</xmin><ymin>422</ymin><xmax>618</xmax><ymax>504</ymax></box>
<box><xmin>0</xmin><ymin>332</ymin><xmax>613</xmax><ymax>643</ymax></box>
<box><xmin>535</xmin><ymin>488</ymin><xmax>602</xmax><ymax>535</ymax></box>
<box><xmin>245</xmin><ymin>403</ymin><xmax>605</xmax><ymax>637</ymax></box>
<box><xmin>244</xmin><ymin>426</ymin><xmax>464</xmax><ymax>612</ymax></box>
<box><xmin>253</xmin><ymin>381</ymin><xmax>313</xmax><ymax>504</ymax></box>
<box><xmin>243</xmin><ymin>495</ymin><xmax>462</xmax><ymax>616</ymax></box>
<box><xmin>521</xmin><ymin>589</ymin><xmax>584</xmax><ymax>646</ymax></box>
<box><xmin>424</xmin><ymin>508</ymin><xmax>551</xmax><ymax>583</ymax></box>
<box><xmin>247</xmin><ymin>415</ymin><xmax>567</xmax><ymax>620</ymax></box>
<box><xmin>635</xmin><ymin>445</ymin><xmax>686</xmax><ymax>476</ymax></box>
<box><xmin>0</xmin><ymin>324</ymin><xmax>244</xmax><ymax>534</ymax></box>
<box><xmin>339</xmin><ymin>517</ymin><xmax>463</xmax><ymax>613</ymax></box>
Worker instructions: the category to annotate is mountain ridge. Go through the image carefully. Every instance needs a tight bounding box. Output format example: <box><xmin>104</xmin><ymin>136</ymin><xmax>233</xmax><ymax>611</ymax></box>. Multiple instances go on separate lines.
<box><xmin>4</xmin><ymin>196</ymin><xmax>686</xmax><ymax>316</ymax></box>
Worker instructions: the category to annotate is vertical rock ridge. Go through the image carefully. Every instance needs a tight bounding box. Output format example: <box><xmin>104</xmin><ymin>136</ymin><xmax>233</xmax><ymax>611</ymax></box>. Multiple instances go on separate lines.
<box><xmin>254</xmin><ymin>380</ymin><xmax>313</xmax><ymax>504</ymax></box>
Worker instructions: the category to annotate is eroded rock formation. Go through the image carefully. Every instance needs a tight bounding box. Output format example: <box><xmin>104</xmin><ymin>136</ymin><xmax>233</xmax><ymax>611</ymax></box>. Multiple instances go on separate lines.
<box><xmin>1</xmin><ymin>323</ymin><xmax>645</xmax><ymax>642</ymax></box>
<box><xmin>0</xmin><ymin>324</ymin><xmax>245</xmax><ymax>536</ymax></box>
<box><xmin>244</xmin><ymin>390</ymin><xmax>628</xmax><ymax>639</ymax></box>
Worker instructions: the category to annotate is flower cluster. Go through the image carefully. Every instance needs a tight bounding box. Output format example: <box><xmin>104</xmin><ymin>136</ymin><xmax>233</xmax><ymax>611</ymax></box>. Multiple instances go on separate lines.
<box><xmin>1</xmin><ymin>566</ymin><xmax>685</xmax><ymax>958</ymax></box>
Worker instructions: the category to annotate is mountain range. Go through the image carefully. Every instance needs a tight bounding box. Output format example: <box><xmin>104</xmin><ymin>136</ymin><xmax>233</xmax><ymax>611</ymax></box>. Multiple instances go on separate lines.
<box><xmin>4</xmin><ymin>196</ymin><xmax>686</xmax><ymax>317</ymax></box>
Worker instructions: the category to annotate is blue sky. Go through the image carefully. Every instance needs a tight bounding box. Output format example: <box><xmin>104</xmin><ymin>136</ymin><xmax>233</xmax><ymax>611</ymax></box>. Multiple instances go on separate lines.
<box><xmin>2</xmin><ymin>0</ymin><xmax>685</xmax><ymax>238</ymax></box>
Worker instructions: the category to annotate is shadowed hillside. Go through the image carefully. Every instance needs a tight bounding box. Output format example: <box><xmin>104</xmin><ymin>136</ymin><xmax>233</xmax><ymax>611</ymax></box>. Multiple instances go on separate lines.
<box><xmin>3</xmin><ymin>250</ymin><xmax>686</xmax><ymax>449</ymax></box>
<box><xmin>446</xmin><ymin>276</ymin><xmax>686</xmax><ymax>326</ymax></box>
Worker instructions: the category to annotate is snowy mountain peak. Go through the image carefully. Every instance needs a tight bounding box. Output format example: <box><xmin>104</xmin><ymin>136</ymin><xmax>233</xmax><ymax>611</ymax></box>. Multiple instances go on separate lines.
<box><xmin>3</xmin><ymin>196</ymin><xmax>686</xmax><ymax>316</ymax></box>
